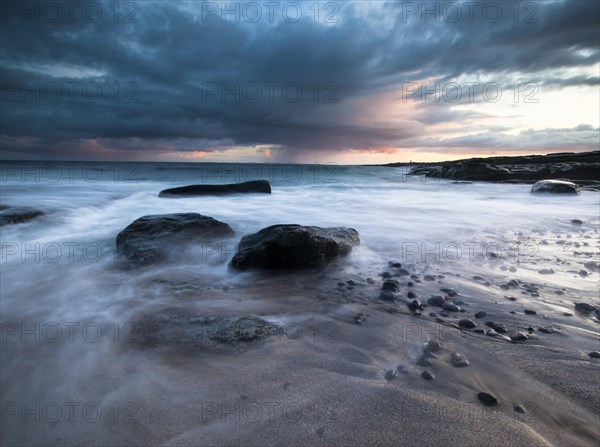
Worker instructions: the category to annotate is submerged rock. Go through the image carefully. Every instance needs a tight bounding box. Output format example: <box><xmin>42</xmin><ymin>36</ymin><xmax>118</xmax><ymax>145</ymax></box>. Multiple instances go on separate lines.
<box><xmin>230</xmin><ymin>224</ymin><xmax>359</xmax><ymax>270</ymax></box>
<box><xmin>451</xmin><ymin>352</ymin><xmax>470</xmax><ymax>367</ymax></box>
<box><xmin>129</xmin><ymin>310</ymin><xmax>280</xmax><ymax>351</ymax></box>
<box><xmin>116</xmin><ymin>213</ymin><xmax>234</xmax><ymax>266</ymax></box>
<box><xmin>531</xmin><ymin>180</ymin><xmax>579</xmax><ymax>194</ymax></box>
<box><xmin>0</xmin><ymin>206</ymin><xmax>44</xmax><ymax>226</ymax></box>
<box><xmin>159</xmin><ymin>180</ymin><xmax>271</xmax><ymax>197</ymax></box>
<box><xmin>421</xmin><ymin>370</ymin><xmax>435</xmax><ymax>380</ymax></box>
<box><xmin>478</xmin><ymin>392</ymin><xmax>498</xmax><ymax>406</ymax></box>
<box><xmin>458</xmin><ymin>319</ymin><xmax>477</xmax><ymax>329</ymax></box>
<box><xmin>382</xmin><ymin>279</ymin><xmax>400</xmax><ymax>292</ymax></box>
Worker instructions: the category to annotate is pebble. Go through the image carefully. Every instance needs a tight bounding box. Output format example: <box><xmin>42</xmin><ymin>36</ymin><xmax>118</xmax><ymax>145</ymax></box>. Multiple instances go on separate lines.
<box><xmin>511</xmin><ymin>332</ymin><xmax>528</xmax><ymax>342</ymax></box>
<box><xmin>382</xmin><ymin>279</ymin><xmax>400</xmax><ymax>292</ymax></box>
<box><xmin>575</xmin><ymin>302</ymin><xmax>596</xmax><ymax>313</ymax></box>
<box><xmin>513</xmin><ymin>405</ymin><xmax>525</xmax><ymax>414</ymax></box>
<box><xmin>425</xmin><ymin>340</ymin><xmax>442</xmax><ymax>353</ymax></box>
<box><xmin>389</xmin><ymin>261</ymin><xmax>402</xmax><ymax>268</ymax></box>
<box><xmin>588</xmin><ymin>352</ymin><xmax>600</xmax><ymax>359</ymax></box>
<box><xmin>583</xmin><ymin>261</ymin><xmax>599</xmax><ymax>272</ymax></box>
<box><xmin>538</xmin><ymin>269</ymin><xmax>555</xmax><ymax>275</ymax></box>
<box><xmin>453</xmin><ymin>299</ymin><xmax>465</xmax><ymax>305</ymax></box>
<box><xmin>424</xmin><ymin>275</ymin><xmax>436</xmax><ymax>281</ymax></box>
<box><xmin>408</xmin><ymin>300</ymin><xmax>422</xmax><ymax>312</ymax></box>
<box><xmin>354</xmin><ymin>313</ymin><xmax>366</xmax><ymax>324</ymax></box>
<box><xmin>478</xmin><ymin>392</ymin><xmax>498</xmax><ymax>406</ymax></box>
<box><xmin>578</xmin><ymin>270</ymin><xmax>589</xmax><ymax>277</ymax></box>
<box><xmin>421</xmin><ymin>370</ymin><xmax>435</xmax><ymax>380</ymax></box>
<box><xmin>379</xmin><ymin>290</ymin><xmax>396</xmax><ymax>301</ymax></box>
<box><xmin>538</xmin><ymin>326</ymin><xmax>554</xmax><ymax>334</ymax></box>
<box><xmin>442</xmin><ymin>303</ymin><xmax>460</xmax><ymax>312</ymax></box>
<box><xmin>385</xmin><ymin>369</ymin><xmax>398</xmax><ymax>380</ymax></box>
<box><xmin>397</xmin><ymin>364</ymin><xmax>408</xmax><ymax>373</ymax></box>
<box><xmin>524</xmin><ymin>309</ymin><xmax>537</xmax><ymax>315</ymax></box>
<box><xmin>407</xmin><ymin>290</ymin><xmax>417</xmax><ymax>299</ymax></box>
<box><xmin>429</xmin><ymin>312</ymin><xmax>437</xmax><ymax>317</ymax></box>
<box><xmin>439</xmin><ymin>311</ymin><xmax>450</xmax><ymax>317</ymax></box>
<box><xmin>458</xmin><ymin>319</ymin><xmax>477</xmax><ymax>329</ymax></box>
<box><xmin>398</xmin><ymin>269</ymin><xmax>410</xmax><ymax>276</ymax></box>
<box><xmin>475</xmin><ymin>311</ymin><xmax>487</xmax><ymax>319</ymax></box>
<box><xmin>571</xmin><ymin>219</ymin><xmax>583</xmax><ymax>225</ymax></box>
<box><xmin>407</xmin><ymin>281</ymin><xmax>414</xmax><ymax>287</ymax></box>
<box><xmin>366</xmin><ymin>277</ymin><xmax>374</xmax><ymax>284</ymax></box>
<box><xmin>417</xmin><ymin>355</ymin><xmax>433</xmax><ymax>367</ymax></box>
<box><xmin>508</xmin><ymin>279</ymin><xmax>520</xmax><ymax>287</ymax></box>
<box><xmin>428</xmin><ymin>295</ymin><xmax>446</xmax><ymax>306</ymax></box>
<box><xmin>451</xmin><ymin>352</ymin><xmax>470</xmax><ymax>367</ymax></box>
<box><xmin>509</xmin><ymin>267</ymin><xmax>517</xmax><ymax>273</ymax></box>
<box><xmin>347</xmin><ymin>280</ymin><xmax>357</xmax><ymax>286</ymax></box>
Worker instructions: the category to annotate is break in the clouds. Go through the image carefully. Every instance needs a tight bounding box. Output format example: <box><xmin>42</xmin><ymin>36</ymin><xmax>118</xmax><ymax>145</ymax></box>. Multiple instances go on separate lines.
<box><xmin>0</xmin><ymin>0</ymin><xmax>598</xmax><ymax>162</ymax></box>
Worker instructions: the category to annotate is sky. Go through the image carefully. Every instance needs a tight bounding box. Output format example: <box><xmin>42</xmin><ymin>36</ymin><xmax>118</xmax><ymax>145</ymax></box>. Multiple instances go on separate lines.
<box><xmin>0</xmin><ymin>0</ymin><xmax>599</xmax><ymax>163</ymax></box>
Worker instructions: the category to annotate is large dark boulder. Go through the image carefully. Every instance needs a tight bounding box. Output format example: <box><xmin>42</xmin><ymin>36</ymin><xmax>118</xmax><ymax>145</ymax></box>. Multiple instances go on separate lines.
<box><xmin>116</xmin><ymin>213</ymin><xmax>234</xmax><ymax>266</ymax></box>
<box><xmin>0</xmin><ymin>206</ymin><xmax>44</xmax><ymax>226</ymax></box>
<box><xmin>230</xmin><ymin>224</ymin><xmax>360</xmax><ymax>270</ymax></box>
<box><xmin>531</xmin><ymin>180</ymin><xmax>579</xmax><ymax>194</ymax></box>
<box><xmin>159</xmin><ymin>180</ymin><xmax>271</xmax><ymax>197</ymax></box>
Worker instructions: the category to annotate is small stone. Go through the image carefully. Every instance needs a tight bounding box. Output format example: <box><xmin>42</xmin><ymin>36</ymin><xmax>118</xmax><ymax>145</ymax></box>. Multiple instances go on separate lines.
<box><xmin>583</xmin><ymin>261</ymin><xmax>599</xmax><ymax>272</ymax></box>
<box><xmin>478</xmin><ymin>392</ymin><xmax>498</xmax><ymax>406</ymax></box>
<box><xmin>379</xmin><ymin>290</ymin><xmax>396</xmax><ymax>301</ymax></box>
<box><xmin>571</xmin><ymin>219</ymin><xmax>583</xmax><ymax>225</ymax></box>
<box><xmin>429</xmin><ymin>312</ymin><xmax>437</xmax><ymax>317</ymax></box>
<box><xmin>578</xmin><ymin>270</ymin><xmax>588</xmax><ymax>277</ymax></box>
<box><xmin>425</xmin><ymin>340</ymin><xmax>442</xmax><ymax>353</ymax></box>
<box><xmin>524</xmin><ymin>309</ymin><xmax>537</xmax><ymax>315</ymax></box>
<box><xmin>588</xmin><ymin>351</ymin><xmax>600</xmax><ymax>359</ymax></box>
<box><xmin>337</xmin><ymin>281</ymin><xmax>345</xmax><ymax>287</ymax></box>
<box><xmin>389</xmin><ymin>261</ymin><xmax>402</xmax><ymax>268</ymax></box>
<box><xmin>385</xmin><ymin>369</ymin><xmax>398</xmax><ymax>380</ymax></box>
<box><xmin>366</xmin><ymin>277</ymin><xmax>374</xmax><ymax>284</ymax></box>
<box><xmin>421</xmin><ymin>370</ymin><xmax>435</xmax><ymax>380</ymax></box>
<box><xmin>511</xmin><ymin>332</ymin><xmax>528</xmax><ymax>341</ymax></box>
<box><xmin>407</xmin><ymin>290</ymin><xmax>417</xmax><ymax>299</ymax></box>
<box><xmin>575</xmin><ymin>302</ymin><xmax>596</xmax><ymax>313</ymax></box>
<box><xmin>509</xmin><ymin>267</ymin><xmax>517</xmax><ymax>273</ymax></box>
<box><xmin>442</xmin><ymin>303</ymin><xmax>460</xmax><ymax>312</ymax></box>
<box><xmin>397</xmin><ymin>364</ymin><xmax>408</xmax><ymax>373</ymax></box>
<box><xmin>439</xmin><ymin>311</ymin><xmax>450</xmax><ymax>317</ymax></box>
<box><xmin>538</xmin><ymin>269</ymin><xmax>555</xmax><ymax>275</ymax></box>
<box><xmin>513</xmin><ymin>405</ymin><xmax>525</xmax><ymax>414</ymax></box>
<box><xmin>417</xmin><ymin>355</ymin><xmax>433</xmax><ymax>367</ymax></box>
<box><xmin>347</xmin><ymin>280</ymin><xmax>356</xmax><ymax>286</ymax></box>
<box><xmin>428</xmin><ymin>295</ymin><xmax>446</xmax><ymax>306</ymax></box>
<box><xmin>424</xmin><ymin>275</ymin><xmax>436</xmax><ymax>281</ymax></box>
<box><xmin>475</xmin><ymin>311</ymin><xmax>487</xmax><ymax>319</ymax></box>
<box><xmin>382</xmin><ymin>271</ymin><xmax>392</xmax><ymax>279</ymax></box>
<box><xmin>408</xmin><ymin>300</ymin><xmax>422</xmax><ymax>312</ymax></box>
<box><xmin>451</xmin><ymin>352</ymin><xmax>470</xmax><ymax>367</ymax></box>
<box><xmin>407</xmin><ymin>281</ymin><xmax>414</xmax><ymax>287</ymax></box>
<box><xmin>382</xmin><ymin>279</ymin><xmax>400</xmax><ymax>292</ymax></box>
<box><xmin>492</xmin><ymin>323</ymin><xmax>508</xmax><ymax>334</ymax></box>
<box><xmin>538</xmin><ymin>326</ymin><xmax>554</xmax><ymax>334</ymax></box>
<box><xmin>316</xmin><ymin>427</ymin><xmax>325</xmax><ymax>436</ymax></box>
<box><xmin>508</xmin><ymin>279</ymin><xmax>520</xmax><ymax>288</ymax></box>
<box><xmin>458</xmin><ymin>319</ymin><xmax>477</xmax><ymax>329</ymax></box>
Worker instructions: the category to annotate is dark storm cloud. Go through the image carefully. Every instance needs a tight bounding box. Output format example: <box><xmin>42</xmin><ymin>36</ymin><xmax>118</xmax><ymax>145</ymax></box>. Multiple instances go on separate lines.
<box><xmin>0</xmin><ymin>0</ymin><xmax>598</xmax><ymax>159</ymax></box>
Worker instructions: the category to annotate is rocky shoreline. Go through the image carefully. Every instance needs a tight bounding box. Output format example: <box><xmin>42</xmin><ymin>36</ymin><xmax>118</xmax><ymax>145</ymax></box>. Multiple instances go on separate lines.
<box><xmin>383</xmin><ymin>151</ymin><xmax>600</xmax><ymax>187</ymax></box>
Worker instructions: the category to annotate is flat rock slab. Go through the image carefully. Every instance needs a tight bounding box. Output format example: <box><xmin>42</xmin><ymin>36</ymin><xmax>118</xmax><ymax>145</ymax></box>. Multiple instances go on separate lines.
<box><xmin>231</xmin><ymin>224</ymin><xmax>360</xmax><ymax>270</ymax></box>
<box><xmin>116</xmin><ymin>213</ymin><xmax>234</xmax><ymax>266</ymax></box>
<box><xmin>128</xmin><ymin>310</ymin><xmax>280</xmax><ymax>352</ymax></box>
<box><xmin>0</xmin><ymin>206</ymin><xmax>44</xmax><ymax>226</ymax></box>
<box><xmin>159</xmin><ymin>180</ymin><xmax>271</xmax><ymax>197</ymax></box>
<box><xmin>531</xmin><ymin>179</ymin><xmax>579</xmax><ymax>194</ymax></box>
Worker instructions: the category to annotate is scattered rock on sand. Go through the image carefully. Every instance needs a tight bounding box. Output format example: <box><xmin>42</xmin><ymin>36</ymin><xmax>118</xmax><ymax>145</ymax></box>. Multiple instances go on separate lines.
<box><xmin>428</xmin><ymin>295</ymin><xmax>446</xmax><ymax>306</ymax></box>
<box><xmin>451</xmin><ymin>352</ymin><xmax>470</xmax><ymax>367</ymax></box>
<box><xmin>385</xmin><ymin>369</ymin><xmax>398</xmax><ymax>380</ymax></box>
<box><xmin>442</xmin><ymin>303</ymin><xmax>460</xmax><ymax>312</ymax></box>
<box><xmin>379</xmin><ymin>290</ymin><xmax>396</xmax><ymax>302</ymax></box>
<box><xmin>382</xmin><ymin>279</ymin><xmax>400</xmax><ymax>292</ymax></box>
<box><xmin>574</xmin><ymin>302</ymin><xmax>596</xmax><ymax>314</ymax></box>
<box><xmin>230</xmin><ymin>224</ymin><xmax>360</xmax><ymax>270</ymax></box>
<box><xmin>475</xmin><ymin>311</ymin><xmax>487</xmax><ymax>319</ymax></box>
<box><xmin>478</xmin><ymin>392</ymin><xmax>498</xmax><ymax>406</ymax></box>
<box><xmin>531</xmin><ymin>179</ymin><xmax>579</xmax><ymax>194</ymax></box>
<box><xmin>588</xmin><ymin>352</ymin><xmax>600</xmax><ymax>359</ymax></box>
<box><xmin>458</xmin><ymin>319</ymin><xmax>477</xmax><ymax>329</ymax></box>
<box><xmin>421</xmin><ymin>370</ymin><xmax>435</xmax><ymax>380</ymax></box>
<box><xmin>116</xmin><ymin>213</ymin><xmax>234</xmax><ymax>266</ymax></box>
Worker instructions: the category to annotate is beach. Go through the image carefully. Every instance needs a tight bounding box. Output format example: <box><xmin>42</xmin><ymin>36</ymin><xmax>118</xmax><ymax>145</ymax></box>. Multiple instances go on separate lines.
<box><xmin>1</xmin><ymin>161</ymin><xmax>599</xmax><ymax>446</ymax></box>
